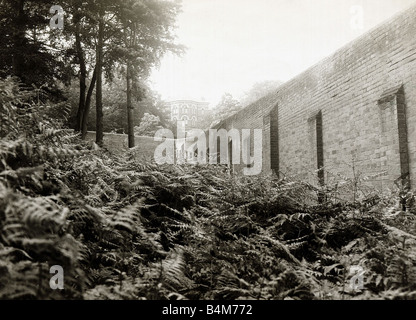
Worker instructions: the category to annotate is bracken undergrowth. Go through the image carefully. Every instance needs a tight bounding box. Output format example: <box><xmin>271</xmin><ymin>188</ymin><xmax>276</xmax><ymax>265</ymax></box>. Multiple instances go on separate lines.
<box><xmin>1</xmin><ymin>78</ymin><xmax>416</xmax><ymax>300</ymax></box>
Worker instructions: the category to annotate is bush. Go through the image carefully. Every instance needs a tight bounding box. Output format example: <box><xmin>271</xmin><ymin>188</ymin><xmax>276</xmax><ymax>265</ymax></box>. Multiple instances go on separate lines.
<box><xmin>134</xmin><ymin>113</ymin><xmax>163</xmax><ymax>136</ymax></box>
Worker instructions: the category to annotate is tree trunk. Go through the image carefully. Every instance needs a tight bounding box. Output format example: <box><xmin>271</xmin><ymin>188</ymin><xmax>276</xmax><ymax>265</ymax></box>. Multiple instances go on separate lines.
<box><xmin>95</xmin><ymin>7</ymin><xmax>104</xmax><ymax>147</ymax></box>
<box><xmin>81</xmin><ymin>66</ymin><xmax>97</xmax><ymax>140</ymax></box>
<box><xmin>75</xmin><ymin>23</ymin><xmax>86</xmax><ymax>132</ymax></box>
<box><xmin>12</xmin><ymin>0</ymin><xmax>26</xmax><ymax>81</ymax></box>
<box><xmin>126</xmin><ymin>62</ymin><xmax>135</xmax><ymax>148</ymax></box>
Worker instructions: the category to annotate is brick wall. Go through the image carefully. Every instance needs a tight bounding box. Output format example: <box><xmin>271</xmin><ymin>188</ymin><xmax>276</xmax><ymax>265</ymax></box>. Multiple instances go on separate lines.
<box><xmin>219</xmin><ymin>4</ymin><xmax>416</xmax><ymax>190</ymax></box>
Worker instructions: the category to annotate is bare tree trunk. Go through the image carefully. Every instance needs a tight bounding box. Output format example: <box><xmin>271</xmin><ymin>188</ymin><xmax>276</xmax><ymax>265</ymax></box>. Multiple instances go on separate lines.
<box><xmin>126</xmin><ymin>61</ymin><xmax>135</xmax><ymax>148</ymax></box>
<box><xmin>12</xmin><ymin>0</ymin><xmax>25</xmax><ymax>80</ymax></box>
<box><xmin>75</xmin><ymin>23</ymin><xmax>86</xmax><ymax>132</ymax></box>
<box><xmin>81</xmin><ymin>66</ymin><xmax>97</xmax><ymax>139</ymax></box>
<box><xmin>95</xmin><ymin>7</ymin><xmax>104</xmax><ymax>147</ymax></box>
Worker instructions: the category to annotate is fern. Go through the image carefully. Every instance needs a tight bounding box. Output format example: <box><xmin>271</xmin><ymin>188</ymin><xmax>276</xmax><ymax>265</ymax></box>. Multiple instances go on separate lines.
<box><xmin>2</xmin><ymin>76</ymin><xmax>416</xmax><ymax>300</ymax></box>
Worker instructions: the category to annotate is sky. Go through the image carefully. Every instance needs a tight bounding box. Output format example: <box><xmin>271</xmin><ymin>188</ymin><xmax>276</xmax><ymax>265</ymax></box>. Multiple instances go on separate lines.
<box><xmin>149</xmin><ymin>0</ymin><xmax>416</xmax><ymax>107</ymax></box>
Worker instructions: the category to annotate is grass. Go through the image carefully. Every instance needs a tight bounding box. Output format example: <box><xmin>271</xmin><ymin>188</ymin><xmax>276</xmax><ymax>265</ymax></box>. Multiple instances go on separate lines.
<box><xmin>83</xmin><ymin>131</ymin><xmax>160</xmax><ymax>158</ymax></box>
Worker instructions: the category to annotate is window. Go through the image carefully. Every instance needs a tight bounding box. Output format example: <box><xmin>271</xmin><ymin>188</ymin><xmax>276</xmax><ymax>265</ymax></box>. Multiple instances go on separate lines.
<box><xmin>181</xmin><ymin>115</ymin><xmax>189</xmax><ymax>125</ymax></box>
<box><xmin>228</xmin><ymin>140</ymin><xmax>234</xmax><ymax>173</ymax></box>
<box><xmin>269</xmin><ymin>105</ymin><xmax>279</xmax><ymax>175</ymax></box>
<box><xmin>315</xmin><ymin>111</ymin><xmax>324</xmax><ymax>186</ymax></box>
<box><xmin>307</xmin><ymin>110</ymin><xmax>325</xmax><ymax>201</ymax></box>
<box><xmin>378</xmin><ymin>85</ymin><xmax>410</xmax><ymax>188</ymax></box>
<box><xmin>243</xmin><ymin>136</ymin><xmax>252</xmax><ymax>169</ymax></box>
<box><xmin>307</xmin><ymin>110</ymin><xmax>324</xmax><ymax>187</ymax></box>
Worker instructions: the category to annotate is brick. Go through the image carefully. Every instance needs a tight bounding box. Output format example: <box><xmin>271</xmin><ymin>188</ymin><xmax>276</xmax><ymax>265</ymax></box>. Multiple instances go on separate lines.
<box><xmin>216</xmin><ymin>4</ymin><xmax>416</xmax><ymax>189</ymax></box>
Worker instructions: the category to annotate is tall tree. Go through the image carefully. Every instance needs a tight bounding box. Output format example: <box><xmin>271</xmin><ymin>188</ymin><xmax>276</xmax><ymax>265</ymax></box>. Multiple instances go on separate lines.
<box><xmin>126</xmin><ymin>61</ymin><xmax>134</xmax><ymax>147</ymax></box>
<box><xmin>64</xmin><ymin>0</ymin><xmax>118</xmax><ymax>141</ymax></box>
<box><xmin>95</xmin><ymin>2</ymin><xmax>105</xmax><ymax>146</ymax></box>
<box><xmin>85</xmin><ymin>75</ymin><xmax>171</xmax><ymax>134</ymax></box>
<box><xmin>0</xmin><ymin>0</ymin><xmax>69</xmax><ymax>87</ymax></box>
<box><xmin>119</xmin><ymin>0</ymin><xmax>183</xmax><ymax>148</ymax></box>
<box><xmin>211</xmin><ymin>93</ymin><xmax>242</xmax><ymax>126</ymax></box>
<box><xmin>5</xmin><ymin>0</ymin><xmax>183</xmax><ymax>146</ymax></box>
<box><xmin>69</xmin><ymin>2</ymin><xmax>98</xmax><ymax>136</ymax></box>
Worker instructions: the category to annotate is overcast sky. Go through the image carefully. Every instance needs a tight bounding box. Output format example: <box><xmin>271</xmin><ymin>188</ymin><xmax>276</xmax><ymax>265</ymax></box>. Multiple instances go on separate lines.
<box><xmin>149</xmin><ymin>0</ymin><xmax>416</xmax><ymax>107</ymax></box>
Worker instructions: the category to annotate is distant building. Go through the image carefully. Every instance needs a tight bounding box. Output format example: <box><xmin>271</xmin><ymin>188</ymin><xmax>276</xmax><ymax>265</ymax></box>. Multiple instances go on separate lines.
<box><xmin>166</xmin><ymin>100</ymin><xmax>209</xmax><ymax>129</ymax></box>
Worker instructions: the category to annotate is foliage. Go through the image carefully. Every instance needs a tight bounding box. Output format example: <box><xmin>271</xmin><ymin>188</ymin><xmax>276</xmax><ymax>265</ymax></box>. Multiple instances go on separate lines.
<box><xmin>1</xmin><ymin>78</ymin><xmax>416</xmax><ymax>300</ymax></box>
<box><xmin>0</xmin><ymin>0</ymin><xmax>71</xmax><ymax>88</ymax></box>
<box><xmin>134</xmin><ymin>113</ymin><xmax>162</xmax><ymax>137</ymax></box>
<box><xmin>210</xmin><ymin>93</ymin><xmax>243</xmax><ymax>127</ymax></box>
<box><xmin>239</xmin><ymin>80</ymin><xmax>283</xmax><ymax>107</ymax></box>
<box><xmin>66</xmin><ymin>76</ymin><xmax>171</xmax><ymax>134</ymax></box>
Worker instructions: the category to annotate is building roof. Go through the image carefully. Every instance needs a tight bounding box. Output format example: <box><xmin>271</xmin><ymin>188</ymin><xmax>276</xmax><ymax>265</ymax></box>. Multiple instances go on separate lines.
<box><xmin>166</xmin><ymin>100</ymin><xmax>210</xmax><ymax>105</ymax></box>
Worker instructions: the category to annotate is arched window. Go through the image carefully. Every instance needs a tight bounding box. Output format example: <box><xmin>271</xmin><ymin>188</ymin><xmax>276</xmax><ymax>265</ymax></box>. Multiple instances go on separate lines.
<box><xmin>181</xmin><ymin>115</ymin><xmax>189</xmax><ymax>126</ymax></box>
